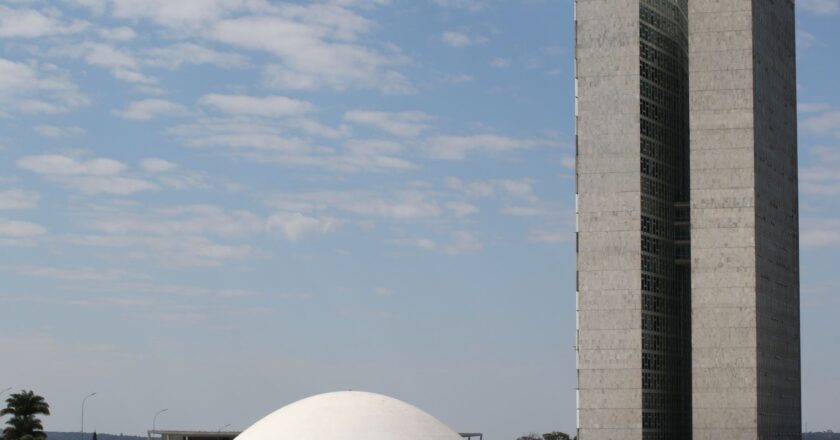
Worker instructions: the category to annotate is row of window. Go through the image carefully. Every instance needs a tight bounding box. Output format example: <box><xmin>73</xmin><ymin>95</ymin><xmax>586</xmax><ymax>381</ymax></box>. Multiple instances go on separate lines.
<box><xmin>641</xmin><ymin>118</ymin><xmax>678</xmax><ymax>146</ymax></box>
<box><xmin>643</xmin><ymin>333</ymin><xmax>685</xmax><ymax>354</ymax></box>
<box><xmin>641</xmin><ymin>80</ymin><xmax>680</xmax><ymax>113</ymax></box>
<box><xmin>641</xmin><ymin>138</ymin><xmax>675</xmax><ymax>164</ymax></box>
<box><xmin>640</xmin><ymin>5</ymin><xmax>688</xmax><ymax>51</ymax></box>
<box><xmin>642</xmin><ymin>156</ymin><xmax>671</xmax><ymax>181</ymax></box>
<box><xmin>642</xmin><ymin>371</ymin><xmax>687</xmax><ymax>392</ymax></box>
<box><xmin>641</xmin><ymin>60</ymin><xmax>681</xmax><ymax>92</ymax></box>
<box><xmin>641</xmin><ymin>0</ymin><xmax>688</xmax><ymax>31</ymax></box>
<box><xmin>640</xmin><ymin>23</ymin><xmax>683</xmax><ymax>59</ymax></box>
<box><xmin>642</xmin><ymin>273</ymin><xmax>677</xmax><ymax>295</ymax></box>
<box><xmin>642</xmin><ymin>312</ymin><xmax>681</xmax><ymax>334</ymax></box>
<box><xmin>643</xmin><ymin>293</ymin><xmax>684</xmax><ymax>317</ymax></box>
<box><xmin>642</xmin><ymin>253</ymin><xmax>675</xmax><ymax>278</ymax></box>
<box><xmin>642</xmin><ymin>196</ymin><xmax>668</xmax><ymax>219</ymax></box>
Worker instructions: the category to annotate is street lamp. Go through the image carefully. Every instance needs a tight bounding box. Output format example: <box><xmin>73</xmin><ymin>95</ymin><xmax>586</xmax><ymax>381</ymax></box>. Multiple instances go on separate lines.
<box><xmin>152</xmin><ymin>408</ymin><xmax>168</xmax><ymax>439</ymax></box>
<box><xmin>81</xmin><ymin>392</ymin><xmax>97</xmax><ymax>439</ymax></box>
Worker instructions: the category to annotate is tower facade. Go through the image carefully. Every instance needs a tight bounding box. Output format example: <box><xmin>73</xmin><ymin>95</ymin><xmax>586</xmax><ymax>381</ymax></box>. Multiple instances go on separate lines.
<box><xmin>574</xmin><ymin>1</ymin><xmax>800</xmax><ymax>439</ymax></box>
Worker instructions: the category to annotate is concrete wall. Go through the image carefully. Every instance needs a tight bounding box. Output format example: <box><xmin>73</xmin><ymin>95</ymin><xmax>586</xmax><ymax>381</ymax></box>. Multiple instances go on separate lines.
<box><xmin>575</xmin><ymin>1</ymin><xmax>643</xmax><ymax>439</ymax></box>
<box><xmin>689</xmin><ymin>0</ymin><xmax>800</xmax><ymax>439</ymax></box>
<box><xmin>689</xmin><ymin>1</ymin><xmax>759</xmax><ymax>439</ymax></box>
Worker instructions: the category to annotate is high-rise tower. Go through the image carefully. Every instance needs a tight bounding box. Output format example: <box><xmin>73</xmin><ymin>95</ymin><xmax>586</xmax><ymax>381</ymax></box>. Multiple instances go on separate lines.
<box><xmin>574</xmin><ymin>0</ymin><xmax>800</xmax><ymax>439</ymax></box>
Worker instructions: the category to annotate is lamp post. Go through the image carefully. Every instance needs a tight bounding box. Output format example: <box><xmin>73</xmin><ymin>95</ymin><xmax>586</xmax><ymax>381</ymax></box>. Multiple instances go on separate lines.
<box><xmin>81</xmin><ymin>392</ymin><xmax>97</xmax><ymax>440</ymax></box>
<box><xmin>152</xmin><ymin>408</ymin><xmax>168</xmax><ymax>439</ymax></box>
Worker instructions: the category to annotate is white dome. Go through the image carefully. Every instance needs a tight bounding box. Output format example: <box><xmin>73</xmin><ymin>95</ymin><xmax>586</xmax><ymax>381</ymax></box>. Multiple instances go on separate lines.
<box><xmin>236</xmin><ymin>391</ymin><xmax>463</xmax><ymax>440</ymax></box>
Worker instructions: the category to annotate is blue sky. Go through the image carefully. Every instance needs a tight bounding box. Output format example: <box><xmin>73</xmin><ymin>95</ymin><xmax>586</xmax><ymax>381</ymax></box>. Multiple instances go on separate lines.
<box><xmin>0</xmin><ymin>0</ymin><xmax>838</xmax><ymax>438</ymax></box>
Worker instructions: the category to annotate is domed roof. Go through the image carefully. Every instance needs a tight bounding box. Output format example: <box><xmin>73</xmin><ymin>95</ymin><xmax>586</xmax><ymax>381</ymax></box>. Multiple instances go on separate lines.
<box><xmin>236</xmin><ymin>391</ymin><xmax>463</xmax><ymax>440</ymax></box>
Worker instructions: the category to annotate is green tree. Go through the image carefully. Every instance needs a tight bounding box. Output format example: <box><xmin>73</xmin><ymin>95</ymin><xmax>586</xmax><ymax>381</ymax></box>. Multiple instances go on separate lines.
<box><xmin>542</xmin><ymin>432</ymin><xmax>571</xmax><ymax>440</ymax></box>
<box><xmin>1</xmin><ymin>390</ymin><xmax>51</xmax><ymax>440</ymax></box>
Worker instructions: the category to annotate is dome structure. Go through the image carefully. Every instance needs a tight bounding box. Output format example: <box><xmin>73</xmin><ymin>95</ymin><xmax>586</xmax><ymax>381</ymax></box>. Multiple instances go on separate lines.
<box><xmin>236</xmin><ymin>391</ymin><xmax>463</xmax><ymax>440</ymax></box>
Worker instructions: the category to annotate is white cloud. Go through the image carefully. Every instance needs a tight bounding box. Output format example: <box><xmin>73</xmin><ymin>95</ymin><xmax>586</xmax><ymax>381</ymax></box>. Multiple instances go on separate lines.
<box><xmin>139</xmin><ymin>158</ymin><xmax>178</xmax><ymax>173</ymax></box>
<box><xmin>108</xmin><ymin>0</ymin><xmax>262</xmax><ymax>29</ymax></box>
<box><xmin>374</xmin><ymin>287</ymin><xmax>393</xmax><ymax>296</ymax></box>
<box><xmin>797</xmin><ymin>29</ymin><xmax>817</xmax><ymax>49</ymax></box>
<box><xmin>267</xmin><ymin>212</ymin><xmax>339</xmax><ymax>240</ymax></box>
<box><xmin>0</xmin><ymin>218</ymin><xmax>46</xmax><ymax>237</ymax></box>
<box><xmin>214</xmin><ymin>10</ymin><xmax>413</xmax><ymax>94</ymax></box>
<box><xmin>75</xmin><ymin>42</ymin><xmax>157</xmax><ymax>84</ymax></box>
<box><xmin>0</xmin><ymin>190</ymin><xmax>40</xmax><ymax>210</ymax></box>
<box><xmin>144</xmin><ymin>43</ymin><xmax>250</xmax><ymax>69</ymax></box>
<box><xmin>798</xmin><ymin>103</ymin><xmax>830</xmax><ymax>113</ymax></box>
<box><xmin>33</xmin><ymin>125</ymin><xmax>85</xmax><ymax>138</ymax></box>
<box><xmin>440</xmin><ymin>31</ymin><xmax>484</xmax><ymax>47</ymax></box>
<box><xmin>168</xmin><ymin>116</ymin><xmax>413</xmax><ymax>172</ymax></box>
<box><xmin>113</xmin><ymin>99</ymin><xmax>188</xmax><ymax>120</ymax></box>
<box><xmin>267</xmin><ymin>190</ymin><xmax>442</xmax><ymax>220</ymax></box>
<box><xmin>199</xmin><ymin>94</ymin><xmax>315</xmax><ymax>117</ymax></box>
<box><xmin>0</xmin><ymin>6</ymin><xmax>88</xmax><ymax>38</ymax></box>
<box><xmin>491</xmin><ymin>57</ymin><xmax>511</xmax><ymax>68</ymax></box>
<box><xmin>445</xmin><ymin>177</ymin><xmax>538</xmax><ymax>202</ymax></box>
<box><xmin>561</xmin><ymin>155</ymin><xmax>576</xmax><ymax>170</ymax></box>
<box><xmin>801</xmin><ymin>145</ymin><xmax>840</xmax><ymax>196</ymax></box>
<box><xmin>802</xmin><ymin>218</ymin><xmax>840</xmax><ymax>248</ymax></box>
<box><xmin>97</xmin><ymin>26</ymin><xmax>137</xmax><ymax>41</ymax></box>
<box><xmin>802</xmin><ymin>109</ymin><xmax>840</xmax><ymax>139</ymax></box>
<box><xmin>430</xmin><ymin>0</ymin><xmax>487</xmax><ymax>11</ymax></box>
<box><xmin>393</xmin><ymin>230</ymin><xmax>482</xmax><ymax>254</ymax></box>
<box><xmin>17</xmin><ymin>154</ymin><xmax>158</xmax><ymax>195</ymax></box>
<box><xmin>0</xmin><ymin>57</ymin><xmax>89</xmax><ymax>115</ymax></box>
<box><xmin>344</xmin><ymin>110</ymin><xmax>432</xmax><ymax>137</ymax></box>
<box><xmin>0</xmin><ymin>265</ymin><xmax>146</xmax><ymax>282</ymax></box>
<box><xmin>799</xmin><ymin>0</ymin><xmax>839</xmax><ymax>15</ymax></box>
<box><xmin>529</xmin><ymin>228</ymin><xmax>571</xmax><ymax>244</ymax></box>
<box><xmin>424</xmin><ymin>134</ymin><xmax>550</xmax><ymax>160</ymax></box>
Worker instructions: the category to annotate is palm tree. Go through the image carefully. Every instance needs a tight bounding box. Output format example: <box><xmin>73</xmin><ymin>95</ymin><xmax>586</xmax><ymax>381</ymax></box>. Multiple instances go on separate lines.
<box><xmin>1</xmin><ymin>390</ymin><xmax>51</xmax><ymax>440</ymax></box>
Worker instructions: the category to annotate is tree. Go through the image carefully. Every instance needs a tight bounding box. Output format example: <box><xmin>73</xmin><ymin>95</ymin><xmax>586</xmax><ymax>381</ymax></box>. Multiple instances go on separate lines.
<box><xmin>1</xmin><ymin>390</ymin><xmax>51</xmax><ymax>440</ymax></box>
<box><xmin>516</xmin><ymin>435</ymin><xmax>542</xmax><ymax>440</ymax></box>
<box><xmin>543</xmin><ymin>432</ymin><xmax>571</xmax><ymax>440</ymax></box>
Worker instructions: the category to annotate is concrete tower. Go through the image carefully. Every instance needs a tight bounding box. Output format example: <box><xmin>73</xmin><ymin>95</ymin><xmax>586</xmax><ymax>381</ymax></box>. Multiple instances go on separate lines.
<box><xmin>574</xmin><ymin>0</ymin><xmax>800</xmax><ymax>439</ymax></box>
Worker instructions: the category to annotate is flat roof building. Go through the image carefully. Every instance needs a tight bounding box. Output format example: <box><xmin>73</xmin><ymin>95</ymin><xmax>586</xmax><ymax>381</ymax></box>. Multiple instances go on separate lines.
<box><xmin>575</xmin><ymin>1</ymin><xmax>801</xmax><ymax>439</ymax></box>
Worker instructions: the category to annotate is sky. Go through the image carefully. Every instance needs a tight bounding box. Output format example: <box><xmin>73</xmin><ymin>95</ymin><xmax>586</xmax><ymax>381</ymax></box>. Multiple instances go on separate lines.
<box><xmin>0</xmin><ymin>0</ymin><xmax>838</xmax><ymax>438</ymax></box>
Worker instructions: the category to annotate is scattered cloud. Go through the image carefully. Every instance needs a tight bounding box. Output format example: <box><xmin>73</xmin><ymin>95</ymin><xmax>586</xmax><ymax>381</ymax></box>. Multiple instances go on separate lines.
<box><xmin>0</xmin><ymin>218</ymin><xmax>46</xmax><ymax>238</ymax></box>
<box><xmin>144</xmin><ymin>43</ymin><xmax>250</xmax><ymax>69</ymax></box>
<box><xmin>491</xmin><ymin>57</ymin><xmax>511</xmax><ymax>68</ymax></box>
<box><xmin>97</xmin><ymin>26</ymin><xmax>137</xmax><ymax>41</ymax></box>
<box><xmin>199</xmin><ymin>94</ymin><xmax>315</xmax><ymax>117</ymax></box>
<box><xmin>393</xmin><ymin>230</ymin><xmax>482</xmax><ymax>254</ymax></box>
<box><xmin>430</xmin><ymin>0</ymin><xmax>488</xmax><ymax>11</ymax></box>
<box><xmin>139</xmin><ymin>158</ymin><xmax>178</xmax><ymax>173</ymax></box>
<box><xmin>0</xmin><ymin>57</ymin><xmax>89</xmax><ymax>115</ymax></box>
<box><xmin>374</xmin><ymin>287</ymin><xmax>393</xmax><ymax>296</ymax></box>
<box><xmin>799</xmin><ymin>0</ymin><xmax>839</xmax><ymax>15</ymax></box>
<box><xmin>441</xmin><ymin>31</ymin><xmax>485</xmax><ymax>47</ymax></box>
<box><xmin>113</xmin><ymin>98</ymin><xmax>188</xmax><ymax>120</ymax></box>
<box><xmin>17</xmin><ymin>154</ymin><xmax>158</xmax><ymax>195</ymax></box>
<box><xmin>33</xmin><ymin>125</ymin><xmax>85</xmax><ymax>138</ymax></box>
<box><xmin>799</xmin><ymin>103</ymin><xmax>831</xmax><ymax>113</ymax></box>
<box><xmin>344</xmin><ymin>110</ymin><xmax>432</xmax><ymax>137</ymax></box>
<box><xmin>424</xmin><ymin>134</ymin><xmax>554</xmax><ymax>160</ymax></box>
<box><xmin>802</xmin><ymin>107</ymin><xmax>840</xmax><ymax>139</ymax></box>
<box><xmin>267</xmin><ymin>212</ymin><xmax>339</xmax><ymax>241</ymax></box>
<box><xmin>797</xmin><ymin>29</ymin><xmax>817</xmax><ymax>49</ymax></box>
<box><xmin>0</xmin><ymin>6</ymin><xmax>88</xmax><ymax>38</ymax></box>
<box><xmin>802</xmin><ymin>218</ymin><xmax>840</xmax><ymax>248</ymax></box>
<box><xmin>0</xmin><ymin>190</ymin><xmax>40</xmax><ymax>210</ymax></box>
